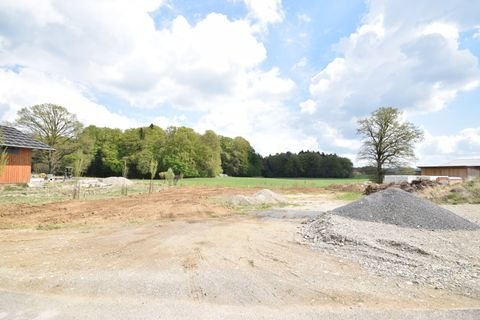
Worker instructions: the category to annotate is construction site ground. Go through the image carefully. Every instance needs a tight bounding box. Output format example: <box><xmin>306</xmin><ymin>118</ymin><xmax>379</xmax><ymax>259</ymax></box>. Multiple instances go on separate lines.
<box><xmin>0</xmin><ymin>186</ymin><xmax>479</xmax><ymax>319</ymax></box>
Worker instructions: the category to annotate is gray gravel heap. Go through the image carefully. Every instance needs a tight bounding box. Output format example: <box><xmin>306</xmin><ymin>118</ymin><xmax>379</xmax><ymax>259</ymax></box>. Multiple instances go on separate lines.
<box><xmin>333</xmin><ymin>188</ymin><xmax>479</xmax><ymax>230</ymax></box>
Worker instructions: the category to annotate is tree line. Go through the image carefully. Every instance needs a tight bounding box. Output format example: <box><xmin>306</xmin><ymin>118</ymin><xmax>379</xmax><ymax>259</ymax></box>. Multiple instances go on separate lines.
<box><xmin>62</xmin><ymin>124</ymin><xmax>263</xmax><ymax>178</ymax></box>
<box><xmin>14</xmin><ymin>103</ymin><xmax>357</xmax><ymax>179</ymax></box>
<box><xmin>263</xmin><ymin>151</ymin><xmax>353</xmax><ymax>178</ymax></box>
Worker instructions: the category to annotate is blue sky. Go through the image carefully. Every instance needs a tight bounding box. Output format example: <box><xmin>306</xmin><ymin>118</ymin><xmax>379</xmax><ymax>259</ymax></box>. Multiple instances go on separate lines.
<box><xmin>0</xmin><ymin>0</ymin><xmax>479</xmax><ymax>165</ymax></box>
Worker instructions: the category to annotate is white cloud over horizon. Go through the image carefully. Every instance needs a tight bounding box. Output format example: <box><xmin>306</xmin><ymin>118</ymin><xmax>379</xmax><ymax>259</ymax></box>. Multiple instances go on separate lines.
<box><xmin>300</xmin><ymin>0</ymin><xmax>480</xmax><ymax>162</ymax></box>
<box><xmin>0</xmin><ymin>0</ymin><xmax>479</xmax><ymax>162</ymax></box>
<box><xmin>417</xmin><ymin>127</ymin><xmax>480</xmax><ymax>165</ymax></box>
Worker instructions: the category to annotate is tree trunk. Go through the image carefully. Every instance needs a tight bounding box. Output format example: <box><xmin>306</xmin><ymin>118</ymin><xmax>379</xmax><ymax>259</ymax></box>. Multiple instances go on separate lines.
<box><xmin>376</xmin><ymin>161</ymin><xmax>384</xmax><ymax>184</ymax></box>
<box><xmin>48</xmin><ymin>150</ymin><xmax>53</xmax><ymax>174</ymax></box>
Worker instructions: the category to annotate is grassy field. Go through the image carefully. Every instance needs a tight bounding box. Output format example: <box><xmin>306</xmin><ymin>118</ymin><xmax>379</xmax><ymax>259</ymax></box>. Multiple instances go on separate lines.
<box><xmin>176</xmin><ymin>177</ymin><xmax>366</xmax><ymax>188</ymax></box>
<box><xmin>0</xmin><ymin>177</ymin><xmax>366</xmax><ymax>205</ymax></box>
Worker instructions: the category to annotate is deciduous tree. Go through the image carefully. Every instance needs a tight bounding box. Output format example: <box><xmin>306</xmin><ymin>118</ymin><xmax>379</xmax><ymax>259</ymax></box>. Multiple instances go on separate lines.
<box><xmin>16</xmin><ymin>103</ymin><xmax>82</xmax><ymax>174</ymax></box>
<box><xmin>357</xmin><ymin>107</ymin><xmax>423</xmax><ymax>183</ymax></box>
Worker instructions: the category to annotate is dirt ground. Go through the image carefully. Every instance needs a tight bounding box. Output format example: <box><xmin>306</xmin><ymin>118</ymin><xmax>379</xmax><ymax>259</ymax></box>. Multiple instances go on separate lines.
<box><xmin>0</xmin><ymin>187</ymin><xmax>256</xmax><ymax>229</ymax></box>
<box><xmin>0</xmin><ymin>187</ymin><xmax>479</xmax><ymax>319</ymax></box>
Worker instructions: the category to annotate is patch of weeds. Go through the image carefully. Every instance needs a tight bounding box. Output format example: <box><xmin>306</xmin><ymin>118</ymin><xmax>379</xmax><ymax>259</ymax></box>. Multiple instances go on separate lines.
<box><xmin>335</xmin><ymin>192</ymin><xmax>363</xmax><ymax>201</ymax></box>
<box><xmin>128</xmin><ymin>218</ymin><xmax>144</xmax><ymax>224</ymax></box>
<box><xmin>428</xmin><ymin>178</ymin><xmax>480</xmax><ymax>204</ymax></box>
<box><xmin>445</xmin><ymin>192</ymin><xmax>468</xmax><ymax>204</ymax></box>
<box><xmin>36</xmin><ymin>224</ymin><xmax>62</xmax><ymax>231</ymax></box>
<box><xmin>2</xmin><ymin>184</ymin><xmax>29</xmax><ymax>192</ymax></box>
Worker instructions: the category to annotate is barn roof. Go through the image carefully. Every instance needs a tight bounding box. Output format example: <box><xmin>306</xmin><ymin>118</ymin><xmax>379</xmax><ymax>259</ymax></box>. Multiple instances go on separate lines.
<box><xmin>418</xmin><ymin>159</ymin><xmax>480</xmax><ymax>168</ymax></box>
<box><xmin>0</xmin><ymin>125</ymin><xmax>54</xmax><ymax>150</ymax></box>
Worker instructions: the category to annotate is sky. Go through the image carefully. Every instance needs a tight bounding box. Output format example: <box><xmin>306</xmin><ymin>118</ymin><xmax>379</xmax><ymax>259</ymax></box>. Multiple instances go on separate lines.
<box><xmin>0</xmin><ymin>0</ymin><xmax>479</xmax><ymax>166</ymax></box>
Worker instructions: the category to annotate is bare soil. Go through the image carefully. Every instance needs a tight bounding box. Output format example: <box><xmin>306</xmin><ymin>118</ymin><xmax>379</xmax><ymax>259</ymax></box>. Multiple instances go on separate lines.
<box><xmin>0</xmin><ymin>188</ymin><xmax>479</xmax><ymax>319</ymax></box>
<box><xmin>0</xmin><ymin>187</ymin><xmax>254</xmax><ymax>228</ymax></box>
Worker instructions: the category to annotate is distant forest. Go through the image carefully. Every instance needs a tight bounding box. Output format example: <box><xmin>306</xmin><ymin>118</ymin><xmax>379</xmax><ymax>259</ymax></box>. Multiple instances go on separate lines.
<box><xmin>33</xmin><ymin>124</ymin><xmax>353</xmax><ymax>179</ymax></box>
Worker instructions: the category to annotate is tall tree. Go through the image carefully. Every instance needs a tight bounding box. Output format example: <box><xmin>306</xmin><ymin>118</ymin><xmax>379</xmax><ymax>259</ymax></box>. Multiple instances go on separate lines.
<box><xmin>196</xmin><ymin>130</ymin><xmax>222</xmax><ymax>177</ymax></box>
<box><xmin>220</xmin><ymin>136</ymin><xmax>252</xmax><ymax>176</ymax></box>
<box><xmin>163</xmin><ymin>127</ymin><xmax>199</xmax><ymax>177</ymax></box>
<box><xmin>83</xmin><ymin>126</ymin><xmax>123</xmax><ymax>177</ymax></box>
<box><xmin>16</xmin><ymin>103</ymin><xmax>82</xmax><ymax>174</ymax></box>
<box><xmin>357</xmin><ymin>107</ymin><xmax>423</xmax><ymax>183</ymax></box>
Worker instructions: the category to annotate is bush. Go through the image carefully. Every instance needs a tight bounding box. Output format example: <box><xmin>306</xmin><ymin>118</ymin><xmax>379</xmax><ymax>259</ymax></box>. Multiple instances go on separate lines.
<box><xmin>165</xmin><ymin>168</ymin><xmax>175</xmax><ymax>186</ymax></box>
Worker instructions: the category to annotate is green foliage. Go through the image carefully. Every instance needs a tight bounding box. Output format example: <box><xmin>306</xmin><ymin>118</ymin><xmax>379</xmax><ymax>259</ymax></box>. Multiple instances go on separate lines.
<box><xmin>64</xmin><ymin>131</ymin><xmax>95</xmax><ymax>177</ymax></box>
<box><xmin>335</xmin><ymin>192</ymin><xmax>363</xmax><ymax>201</ymax></box>
<box><xmin>0</xmin><ymin>148</ymin><xmax>7</xmax><ymax>177</ymax></box>
<box><xmin>149</xmin><ymin>158</ymin><xmax>158</xmax><ymax>180</ymax></box>
<box><xmin>165</xmin><ymin>168</ymin><xmax>175</xmax><ymax>186</ymax></box>
<box><xmin>0</xmin><ymin>132</ymin><xmax>8</xmax><ymax>177</ymax></box>
<box><xmin>121</xmin><ymin>158</ymin><xmax>129</xmax><ymax>178</ymax></box>
<box><xmin>262</xmin><ymin>151</ymin><xmax>353</xmax><ymax>178</ymax></box>
<box><xmin>357</xmin><ymin>107</ymin><xmax>423</xmax><ymax>183</ymax></box>
<box><xmin>195</xmin><ymin>130</ymin><xmax>222</xmax><ymax>177</ymax></box>
<box><xmin>17</xmin><ymin>106</ymin><xmax>356</xmax><ymax>181</ymax></box>
<box><xmin>430</xmin><ymin>179</ymin><xmax>480</xmax><ymax>205</ymax></box>
<box><xmin>72</xmin><ymin>155</ymin><xmax>86</xmax><ymax>177</ymax></box>
<box><xmin>220</xmin><ymin>136</ymin><xmax>253</xmax><ymax>176</ymax></box>
<box><xmin>178</xmin><ymin>177</ymin><xmax>366</xmax><ymax>188</ymax></box>
<box><xmin>120</xmin><ymin>125</ymin><xmax>165</xmax><ymax>177</ymax></box>
<box><xmin>0</xmin><ymin>128</ymin><xmax>8</xmax><ymax>177</ymax></box>
<box><xmin>82</xmin><ymin>126</ymin><xmax>123</xmax><ymax>177</ymax></box>
<box><xmin>16</xmin><ymin>103</ymin><xmax>83</xmax><ymax>174</ymax></box>
<box><xmin>162</xmin><ymin>127</ymin><xmax>199</xmax><ymax>177</ymax></box>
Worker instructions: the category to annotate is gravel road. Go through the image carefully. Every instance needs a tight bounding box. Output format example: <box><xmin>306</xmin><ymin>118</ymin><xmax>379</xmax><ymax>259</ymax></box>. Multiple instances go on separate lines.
<box><xmin>0</xmin><ymin>192</ymin><xmax>479</xmax><ymax>319</ymax></box>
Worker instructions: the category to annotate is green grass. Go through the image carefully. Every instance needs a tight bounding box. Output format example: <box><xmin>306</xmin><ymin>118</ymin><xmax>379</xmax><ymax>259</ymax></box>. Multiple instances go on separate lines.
<box><xmin>334</xmin><ymin>191</ymin><xmax>363</xmax><ymax>201</ymax></box>
<box><xmin>175</xmin><ymin>177</ymin><xmax>366</xmax><ymax>188</ymax></box>
<box><xmin>0</xmin><ymin>177</ymin><xmax>366</xmax><ymax>205</ymax></box>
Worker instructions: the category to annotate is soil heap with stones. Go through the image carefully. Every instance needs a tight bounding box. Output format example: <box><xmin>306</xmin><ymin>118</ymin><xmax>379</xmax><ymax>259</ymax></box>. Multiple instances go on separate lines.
<box><xmin>332</xmin><ymin>188</ymin><xmax>478</xmax><ymax>230</ymax></box>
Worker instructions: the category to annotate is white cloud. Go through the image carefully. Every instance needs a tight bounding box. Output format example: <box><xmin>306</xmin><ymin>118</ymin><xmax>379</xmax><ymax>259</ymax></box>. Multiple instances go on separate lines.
<box><xmin>417</xmin><ymin>127</ymin><xmax>480</xmax><ymax>164</ymax></box>
<box><xmin>295</xmin><ymin>0</ymin><xmax>480</xmax><ymax>163</ymax></box>
<box><xmin>195</xmin><ymin>98</ymin><xmax>319</xmax><ymax>155</ymax></box>
<box><xmin>421</xmin><ymin>22</ymin><xmax>459</xmax><ymax>41</ymax></box>
<box><xmin>304</xmin><ymin>0</ymin><xmax>480</xmax><ymax>123</ymax></box>
<box><xmin>153</xmin><ymin>115</ymin><xmax>188</xmax><ymax>129</ymax></box>
<box><xmin>474</xmin><ymin>26</ymin><xmax>480</xmax><ymax>39</ymax></box>
<box><xmin>0</xmin><ymin>0</ymin><xmax>311</xmax><ymax>155</ymax></box>
<box><xmin>243</xmin><ymin>0</ymin><xmax>284</xmax><ymax>28</ymax></box>
<box><xmin>0</xmin><ymin>68</ymin><xmax>136</xmax><ymax>129</ymax></box>
<box><xmin>1</xmin><ymin>0</ymin><xmax>479</xmax><ymax>162</ymax></box>
<box><xmin>299</xmin><ymin>99</ymin><xmax>316</xmax><ymax>114</ymax></box>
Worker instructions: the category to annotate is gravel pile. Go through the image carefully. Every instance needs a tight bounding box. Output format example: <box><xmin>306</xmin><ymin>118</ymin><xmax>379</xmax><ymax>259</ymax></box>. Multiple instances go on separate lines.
<box><xmin>332</xmin><ymin>188</ymin><xmax>478</xmax><ymax>230</ymax></box>
<box><xmin>302</xmin><ymin>210</ymin><xmax>480</xmax><ymax>298</ymax></box>
<box><xmin>229</xmin><ymin>189</ymin><xmax>286</xmax><ymax>206</ymax></box>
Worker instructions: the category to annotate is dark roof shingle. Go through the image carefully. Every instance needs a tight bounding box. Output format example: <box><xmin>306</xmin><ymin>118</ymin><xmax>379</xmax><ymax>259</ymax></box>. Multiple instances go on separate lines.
<box><xmin>0</xmin><ymin>126</ymin><xmax>54</xmax><ymax>150</ymax></box>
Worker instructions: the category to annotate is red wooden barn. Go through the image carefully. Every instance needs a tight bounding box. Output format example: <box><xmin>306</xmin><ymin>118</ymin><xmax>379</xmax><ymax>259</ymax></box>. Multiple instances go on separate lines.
<box><xmin>0</xmin><ymin>125</ymin><xmax>54</xmax><ymax>184</ymax></box>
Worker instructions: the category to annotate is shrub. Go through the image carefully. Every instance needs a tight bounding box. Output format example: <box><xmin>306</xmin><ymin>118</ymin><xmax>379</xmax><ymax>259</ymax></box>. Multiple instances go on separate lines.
<box><xmin>165</xmin><ymin>168</ymin><xmax>175</xmax><ymax>186</ymax></box>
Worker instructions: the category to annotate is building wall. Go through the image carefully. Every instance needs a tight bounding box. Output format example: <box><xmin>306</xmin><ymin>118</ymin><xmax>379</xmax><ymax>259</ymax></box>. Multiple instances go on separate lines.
<box><xmin>0</xmin><ymin>148</ymin><xmax>32</xmax><ymax>184</ymax></box>
<box><xmin>467</xmin><ymin>167</ymin><xmax>480</xmax><ymax>179</ymax></box>
<box><xmin>420</xmin><ymin>167</ymin><xmax>478</xmax><ymax>180</ymax></box>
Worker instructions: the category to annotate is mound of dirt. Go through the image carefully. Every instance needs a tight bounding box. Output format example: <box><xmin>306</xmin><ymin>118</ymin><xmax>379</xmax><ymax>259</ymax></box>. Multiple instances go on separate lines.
<box><xmin>229</xmin><ymin>189</ymin><xmax>286</xmax><ymax>206</ymax></box>
<box><xmin>332</xmin><ymin>188</ymin><xmax>478</xmax><ymax>230</ymax></box>
<box><xmin>364</xmin><ymin>180</ymin><xmax>439</xmax><ymax>195</ymax></box>
<box><xmin>102</xmin><ymin>177</ymin><xmax>133</xmax><ymax>186</ymax></box>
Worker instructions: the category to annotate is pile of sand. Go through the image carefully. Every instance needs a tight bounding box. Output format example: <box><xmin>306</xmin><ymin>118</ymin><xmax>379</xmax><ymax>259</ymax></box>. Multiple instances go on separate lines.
<box><xmin>229</xmin><ymin>189</ymin><xmax>286</xmax><ymax>206</ymax></box>
<box><xmin>102</xmin><ymin>177</ymin><xmax>133</xmax><ymax>187</ymax></box>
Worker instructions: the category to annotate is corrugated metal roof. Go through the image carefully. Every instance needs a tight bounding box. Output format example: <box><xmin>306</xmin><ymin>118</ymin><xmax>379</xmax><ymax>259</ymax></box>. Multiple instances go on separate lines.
<box><xmin>418</xmin><ymin>158</ymin><xmax>480</xmax><ymax>167</ymax></box>
<box><xmin>0</xmin><ymin>126</ymin><xmax>55</xmax><ymax>150</ymax></box>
